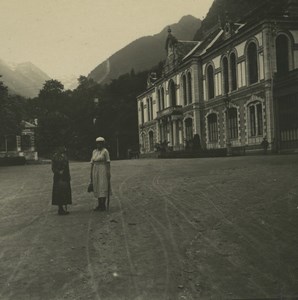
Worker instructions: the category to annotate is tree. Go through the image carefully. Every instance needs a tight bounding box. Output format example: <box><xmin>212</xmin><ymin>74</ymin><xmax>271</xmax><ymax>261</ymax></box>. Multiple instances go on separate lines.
<box><xmin>38</xmin><ymin>79</ymin><xmax>64</xmax><ymax>98</ymax></box>
<box><xmin>76</xmin><ymin>76</ymin><xmax>97</xmax><ymax>90</ymax></box>
<box><xmin>0</xmin><ymin>76</ymin><xmax>27</xmax><ymax>136</ymax></box>
<box><xmin>0</xmin><ymin>75</ymin><xmax>8</xmax><ymax>99</ymax></box>
<box><xmin>38</xmin><ymin>79</ymin><xmax>65</xmax><ymax>113</ymax></box>
<box><xmin>36</xmin><ymin>111</ymin><xmax>72</xmax><ymax>155</ymax></box>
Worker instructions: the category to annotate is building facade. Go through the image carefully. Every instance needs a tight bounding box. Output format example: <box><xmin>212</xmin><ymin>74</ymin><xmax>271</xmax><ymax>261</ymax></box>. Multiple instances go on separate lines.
<box><xmin>137</xmin><ymin>1</ymin><xmax>298</xmax><ymax>155</ymax></box>
<box><xmin>0</xmin><ymin>120</ymin><xmax>38</xmax><ymax>161</ymax></box>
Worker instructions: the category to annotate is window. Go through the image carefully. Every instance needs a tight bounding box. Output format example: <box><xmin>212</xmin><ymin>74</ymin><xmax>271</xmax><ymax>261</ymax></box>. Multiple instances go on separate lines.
<box><xmin>150</xmin><ymin>97</ymin><xmax>153</xmax><ymax>120</ymax></box>
<box><xmin>141</xmin><ymin>133</ymin><xmax>145</xmax><ymax>151</ymax></box>
<box><xmin>249</xmin><ymin>106</ymin><xmax>256</xmax><ymax>136</ymax></box>
<box><xmin>161</xmin><ymin>87</ymin><xmax>165</xmax><ymax>110</ymax></box>
<box><xmin>185</xmin><ymin>118</ymin><xmax>193</xmax><ymax>141</ymax></box>
<box><xmin>183</xmin><ymin>75</ymin><xmax>187</xmax><ymax>105</ymax></box>
<box><xmin>0</xmin><ymin>136</ymin><xmax>5</xmax><ymax>151</ymax></box>
<box><xmin>227</xmin><ymin>107</ymin><xmax>238</xmax><ymax>139</ymax></box>
<box><xmin>207</xmin><ymin>114</ymin><xmax>218</xmax><ymax>142</ymax></box>
<box><xmin>222</xmin><ymin>57</ymin><xmax>229</xmax><ymax>94</ymax></box>
<box><xmin>230</xmin><ymin>52</ymin><xmax>237</xmax><ymax>91</ymax></box>
<box><xmin>149</xmin><ymin>131</ymin><xmax>154</xmax><ymax>151</ymax></box>
<box><xmin>276</xmin><ymin>35</ymin><xmax>290</xmax><ymax>76</ymax></box>
<box><xmin>146</xmin><ymin>98</ymin><xmax>153</xmax><ymax>121</ymax></box>
<box><xmin>247</xmin><ymin>42</ymin><xmax>258</xmax><ymax>84</ymax></box>
<box><xmin>169</xmin><ymin>80</ymin><xmax>176</xmax><ymax>106</ymax></box>
<box><xmin>207</xmin><ymin>65</ymin><xmax>215</xmax><ymax>99</ymax></box>
<box><xmin>140</xmin><ymin>102</ymin><xmax>144</xmax><ymax>124</ymax></box>
<box><xmin>21</xmin><ymin>135</ymin><xmax>31</xmax><ymax>151</ymax></box>
<box><xmin>146</xmin><ymin>98</ymin><xmax>150</xmax><ymax>121</ymax></box>
<box><xmin>248</xmin><ymin>102</ymin><xmax>263</xmax><ymax>137</ymax></box>
<box><xmin>257</xmin><ymin>104</ymin><xmax>263</xmax><ymax>136</ymax></box>
<box><xmin>187</xmin><ymin>72</ymin><xmax>192</xmax><ymax>103</ymax></box>
<box><xmin>157</xmin><ymin>90</ymin><xmax>161</xmax><ymax>111</ymax></box>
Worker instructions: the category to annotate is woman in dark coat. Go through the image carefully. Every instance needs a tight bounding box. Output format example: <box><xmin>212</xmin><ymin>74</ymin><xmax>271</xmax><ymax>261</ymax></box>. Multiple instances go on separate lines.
<box><xmin>51</xmin><ymin>146</ymin><xmax>72</xmax><ymax>215</ymax></box>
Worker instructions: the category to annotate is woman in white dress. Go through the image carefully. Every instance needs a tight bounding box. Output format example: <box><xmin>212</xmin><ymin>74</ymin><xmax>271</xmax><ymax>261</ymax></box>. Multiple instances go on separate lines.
<box><xmin>90</xmin><ymin>137</ymin><xmax>111</xmax><ymax>211</ymax></box>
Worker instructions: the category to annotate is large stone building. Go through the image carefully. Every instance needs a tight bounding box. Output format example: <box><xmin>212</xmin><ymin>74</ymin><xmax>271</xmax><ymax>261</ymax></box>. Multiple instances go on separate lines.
<box><xmin>137</xmin><ymin>0</ymin><xmax>298</xmax><ymax>155</ymax></box>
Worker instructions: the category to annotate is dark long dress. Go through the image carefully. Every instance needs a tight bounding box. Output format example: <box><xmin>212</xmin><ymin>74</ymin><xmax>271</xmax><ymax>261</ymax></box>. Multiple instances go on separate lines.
<box><xmin>51</xmin><ymin>153</ymin><xmax>72</xmax><ymax>206</ymax></box>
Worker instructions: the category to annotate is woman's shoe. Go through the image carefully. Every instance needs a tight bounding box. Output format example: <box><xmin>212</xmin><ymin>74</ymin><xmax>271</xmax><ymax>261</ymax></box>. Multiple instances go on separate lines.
<box><xmin>99</xmin><ymin>198</ymin><xmax>106</xmax><ymax>211</ymax></box>
<box><xmin>58</xmin><ymin>209</ymin><xmax>69</xmax><ymax>215</ymax></box>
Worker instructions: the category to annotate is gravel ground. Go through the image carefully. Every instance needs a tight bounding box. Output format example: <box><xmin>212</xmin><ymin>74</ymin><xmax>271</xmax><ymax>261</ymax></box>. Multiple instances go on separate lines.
<box><xmin>1</xmin><ymin>155</ymin><xmax>298</xmax><ymax>300</ymax></box>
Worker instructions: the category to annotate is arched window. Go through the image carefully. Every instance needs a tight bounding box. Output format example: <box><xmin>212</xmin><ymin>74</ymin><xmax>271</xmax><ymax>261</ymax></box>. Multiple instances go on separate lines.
<box><xmin>149</xmin><ymin>131</ymin><xmax>154</xmax><ymax>151</ymax></box>
<box><xmin>207</xmin><ymin>65</ymin><xmax>215</xmax><ymax>99</ymax></box>
<box><xmin>187</xmin><ymin>72</ymin><xmax>192</xmax><ymax>103</ymax></box>
<box><xmin>141</xmin><ymin>133</ymin><xmax>146</xmax><ymax>151</ymax></box>
<box><xmin>222</xmin><ymin>57</ymin><xmax>229</xmax><ymax>94</ymax></box>
<box><xmin>185</xmin><ymin>118</ymin><xmax>193</xmax><ymax>142</ymax></box>
<box><xmin>248</xmin><ymin>102</ymin><xmax>263</xmax><ymax>136</ymax></box>
<box><xmin>182</xmin><ymin>75</ymin><xmax>187</xmax><ymax>106</ymax></box>
<box><xmin>227</xmin><ymin>107</ymin><xmax>238</xmax><ymax>139</ymax></box>
<box><xmin>146</xmin><ymin>98</ymin><xmax>150</xmax><ymax>121</ymax></box>
<box><xmin>230</xmin><ymin>52</ymin><xmax>237</xmax><ymax>91</ymax></box>
<box><xmin>169</xmin><ymin>80</ymin><xmax>176</xmax><ymax>106</ymax></box>
<box><xmin>247</xmin><ymin>42</ymin><xmax>258</xmax><ymax>84</ymax></box>
<box><xmin>140</xmin><ymin>102</ymin><xmax>144</xmax><ymax>124</ymax></box>
<box><xmin>157</xmin><ymin>89</ymin><xmax>161</xmax><ymax>111</ymax></box>
<box><xmin>276</xmin><ymin>35</ymin><xmax>290</xmax><ymax>76</ymax></box>
<box><xmin>207</xmin><ymin>113</ymin><xmax>218</xmax><ymax>142</ymax></box>
<box><xmin>161</xmin><ymin>87</ymin><xmax>165</xmax><ymax>110</ymax></box>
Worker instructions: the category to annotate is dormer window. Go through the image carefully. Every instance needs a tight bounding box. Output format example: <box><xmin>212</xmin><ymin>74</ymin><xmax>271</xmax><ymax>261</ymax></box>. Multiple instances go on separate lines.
<box><xmin>225</xmin><ymin>23</ymin><xmax>230</xmax><ymax>34</ymax></box>
<box><xmin>224</xmin><ymin>22</ymin><xmax>234</xmax><ymax>39</ymax></box>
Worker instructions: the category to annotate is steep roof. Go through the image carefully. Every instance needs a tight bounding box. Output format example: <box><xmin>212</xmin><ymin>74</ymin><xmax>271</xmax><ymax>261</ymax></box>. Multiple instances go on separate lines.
<box><xmin>176</xmin><ymin>40</ymin><xmax>200</xmax><ymax>58</ymax></box>
<box><xmin>21</xmin><ymin>120</ymin><xmax>36</xmax><ymax>129</ymax></box>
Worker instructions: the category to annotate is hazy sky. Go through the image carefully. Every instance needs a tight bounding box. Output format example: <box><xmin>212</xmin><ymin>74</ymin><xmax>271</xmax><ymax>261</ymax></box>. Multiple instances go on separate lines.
<box><xmin>0</xmin><ymin>0</ymin><xmax>213</xmax><ymax>80</ymax></box>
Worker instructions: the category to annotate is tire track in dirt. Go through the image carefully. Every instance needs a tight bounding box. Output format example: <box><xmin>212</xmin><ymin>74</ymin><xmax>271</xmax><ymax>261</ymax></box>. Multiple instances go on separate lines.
<box><xmin>204</xmin><ymin>177</ymin><xmax>290</xmax><ymax>288</ymax></box>
<box><xmin>84</xmin><ymin>172</ymin><xmax>142</xmax><ymax>300</ymax></box>
<box><xmin>197</xmin><ymin>179</ymin><xmax>284</xmax><ymax>272</ymax></box>
<box><xmin>174</xmin><ymin>167</ymin><xmax>298</xmax><ymax>296</ymax></box>
<box><xmin>118</xmin><ymin>170</ymin><xmax>201</xmax><ymax>297</ymax></box>
<box><xmin>151</xmin><ymin>173</ymin><xmax>270</xmax><ymax>297</ymax></box>
<box><xmin>0</xmin><ymin>188</ymin><xmax>52</xmax><ymax>299</ymax></box>
<box><xmin>115</xmin><ymin>172</ymin><xmax>173</xmax><ymax>299</ymax></box>
<box><xmin>116</xmin><ymin>175</ymin><xmax>141</xmax><ymax>296</ymax></box>
<box><xmin>85</xmin><ymin>210</ymin><xmax>102</xmax><ymax>300</ymax></box>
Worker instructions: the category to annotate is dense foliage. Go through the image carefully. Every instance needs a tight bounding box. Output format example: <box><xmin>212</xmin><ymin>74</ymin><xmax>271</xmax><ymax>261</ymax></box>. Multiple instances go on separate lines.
<box><xmin>0</xmin><ymin>76</ymin><xmax>30</xmax><ymax>137</ymax></box>
<box><xmin>1</xmin><ymin>67</ymin><xmax>154</xmax><ymax>160</ymax></box>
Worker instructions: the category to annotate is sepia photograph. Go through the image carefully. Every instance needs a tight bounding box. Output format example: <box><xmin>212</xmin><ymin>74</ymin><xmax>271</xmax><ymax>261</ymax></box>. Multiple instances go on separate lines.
<box><xmin>1</xmin><ymin>0</ymin><xmax>298</xmax><ymax>299</ymax></box>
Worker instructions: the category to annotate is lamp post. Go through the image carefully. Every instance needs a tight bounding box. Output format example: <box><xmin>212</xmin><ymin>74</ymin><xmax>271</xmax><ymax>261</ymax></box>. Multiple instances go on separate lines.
<box><xmin>93</xmin><ymin>98</ymin><xmax>99</xmax><ymax>125</ymax></box>
<box><xmin>4</xmin><ymin>135</ymin><xmax>8</xmax><ymax>155</ymax></box>
<box><xmin>224</xmin><ymin>94</ymin><xmax>232</xmax><ymax>156</ymax></box>
<box><xmin>115</xmin><ymin>131</ymin><xmax>120</xmax><ymax>160</ymax></box>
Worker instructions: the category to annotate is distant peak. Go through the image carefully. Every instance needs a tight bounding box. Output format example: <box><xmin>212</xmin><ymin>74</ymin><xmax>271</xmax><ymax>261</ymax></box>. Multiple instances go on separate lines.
<box><xmin>179</xmin><ymin>15</ymin><xmax>200</xmax><ymax>22</ymax></box>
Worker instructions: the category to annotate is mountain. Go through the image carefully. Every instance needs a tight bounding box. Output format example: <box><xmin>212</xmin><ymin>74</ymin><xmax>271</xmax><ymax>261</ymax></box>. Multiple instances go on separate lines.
<box><xmin>88</xmin><ymin>15</ymin><xmax>201</xmax><ymax>84</ymax></box>
<box><xmin>57</xmin><ymin>74</ymin><xmax>79</xmax><ymax>91</ymax></box>
<box><xmin>0</xmin><ymin>60</ymin><xmax>50</xmax><ymax>98</ymax></box>
<box><xmin>193</xmin><ymin>0</ymin><xmax>289</xmax><ymax>40</ymax></box>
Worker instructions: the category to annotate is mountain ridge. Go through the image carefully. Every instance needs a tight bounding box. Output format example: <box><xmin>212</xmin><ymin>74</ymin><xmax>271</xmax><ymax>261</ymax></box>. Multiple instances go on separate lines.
<box><xmin>88</xmin><ymin>15</ymin><xmax>201</xmax><ymax>84</ymax></box>
<box><xmin>0</xmin><ymin>59</ymin><xmax>50</xmax><ymax>98</ymax></box>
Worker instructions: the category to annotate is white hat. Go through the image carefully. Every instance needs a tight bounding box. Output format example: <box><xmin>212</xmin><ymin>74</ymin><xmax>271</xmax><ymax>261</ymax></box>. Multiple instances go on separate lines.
<box><xmin>96</xmin><ymin>137</ymin><xmax>105</xmax><ymax>142</ymax></box>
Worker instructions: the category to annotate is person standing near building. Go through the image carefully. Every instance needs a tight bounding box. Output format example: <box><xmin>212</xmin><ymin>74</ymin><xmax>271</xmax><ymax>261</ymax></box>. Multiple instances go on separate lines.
<box><xmin>90</xmin><ymin>137</ymin><xmax>111</xmax><ymax>211</ymax></box>
<box><xmin>51</xmin><ymin>146</ymin><xmax>72</xmax><ymax>215</ymax></box>
<box><xmin>261</xmin><ymin>137</ymin><xmax>269</xmax><ymax>154</ymax></box>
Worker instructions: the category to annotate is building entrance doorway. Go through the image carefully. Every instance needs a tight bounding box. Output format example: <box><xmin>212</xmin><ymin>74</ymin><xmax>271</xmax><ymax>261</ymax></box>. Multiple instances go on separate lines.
<box><xmin>278</xmin><ymin>94</ymin><xmax>298</xmax><ymax>149</ymax></box>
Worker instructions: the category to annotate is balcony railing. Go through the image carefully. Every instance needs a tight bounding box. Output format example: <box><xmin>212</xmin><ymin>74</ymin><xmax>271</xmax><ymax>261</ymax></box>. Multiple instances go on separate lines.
<box><xmin>157</xmin><ymin>105</ymin><xmax>183</xmax><ymax>119</ymax></box>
